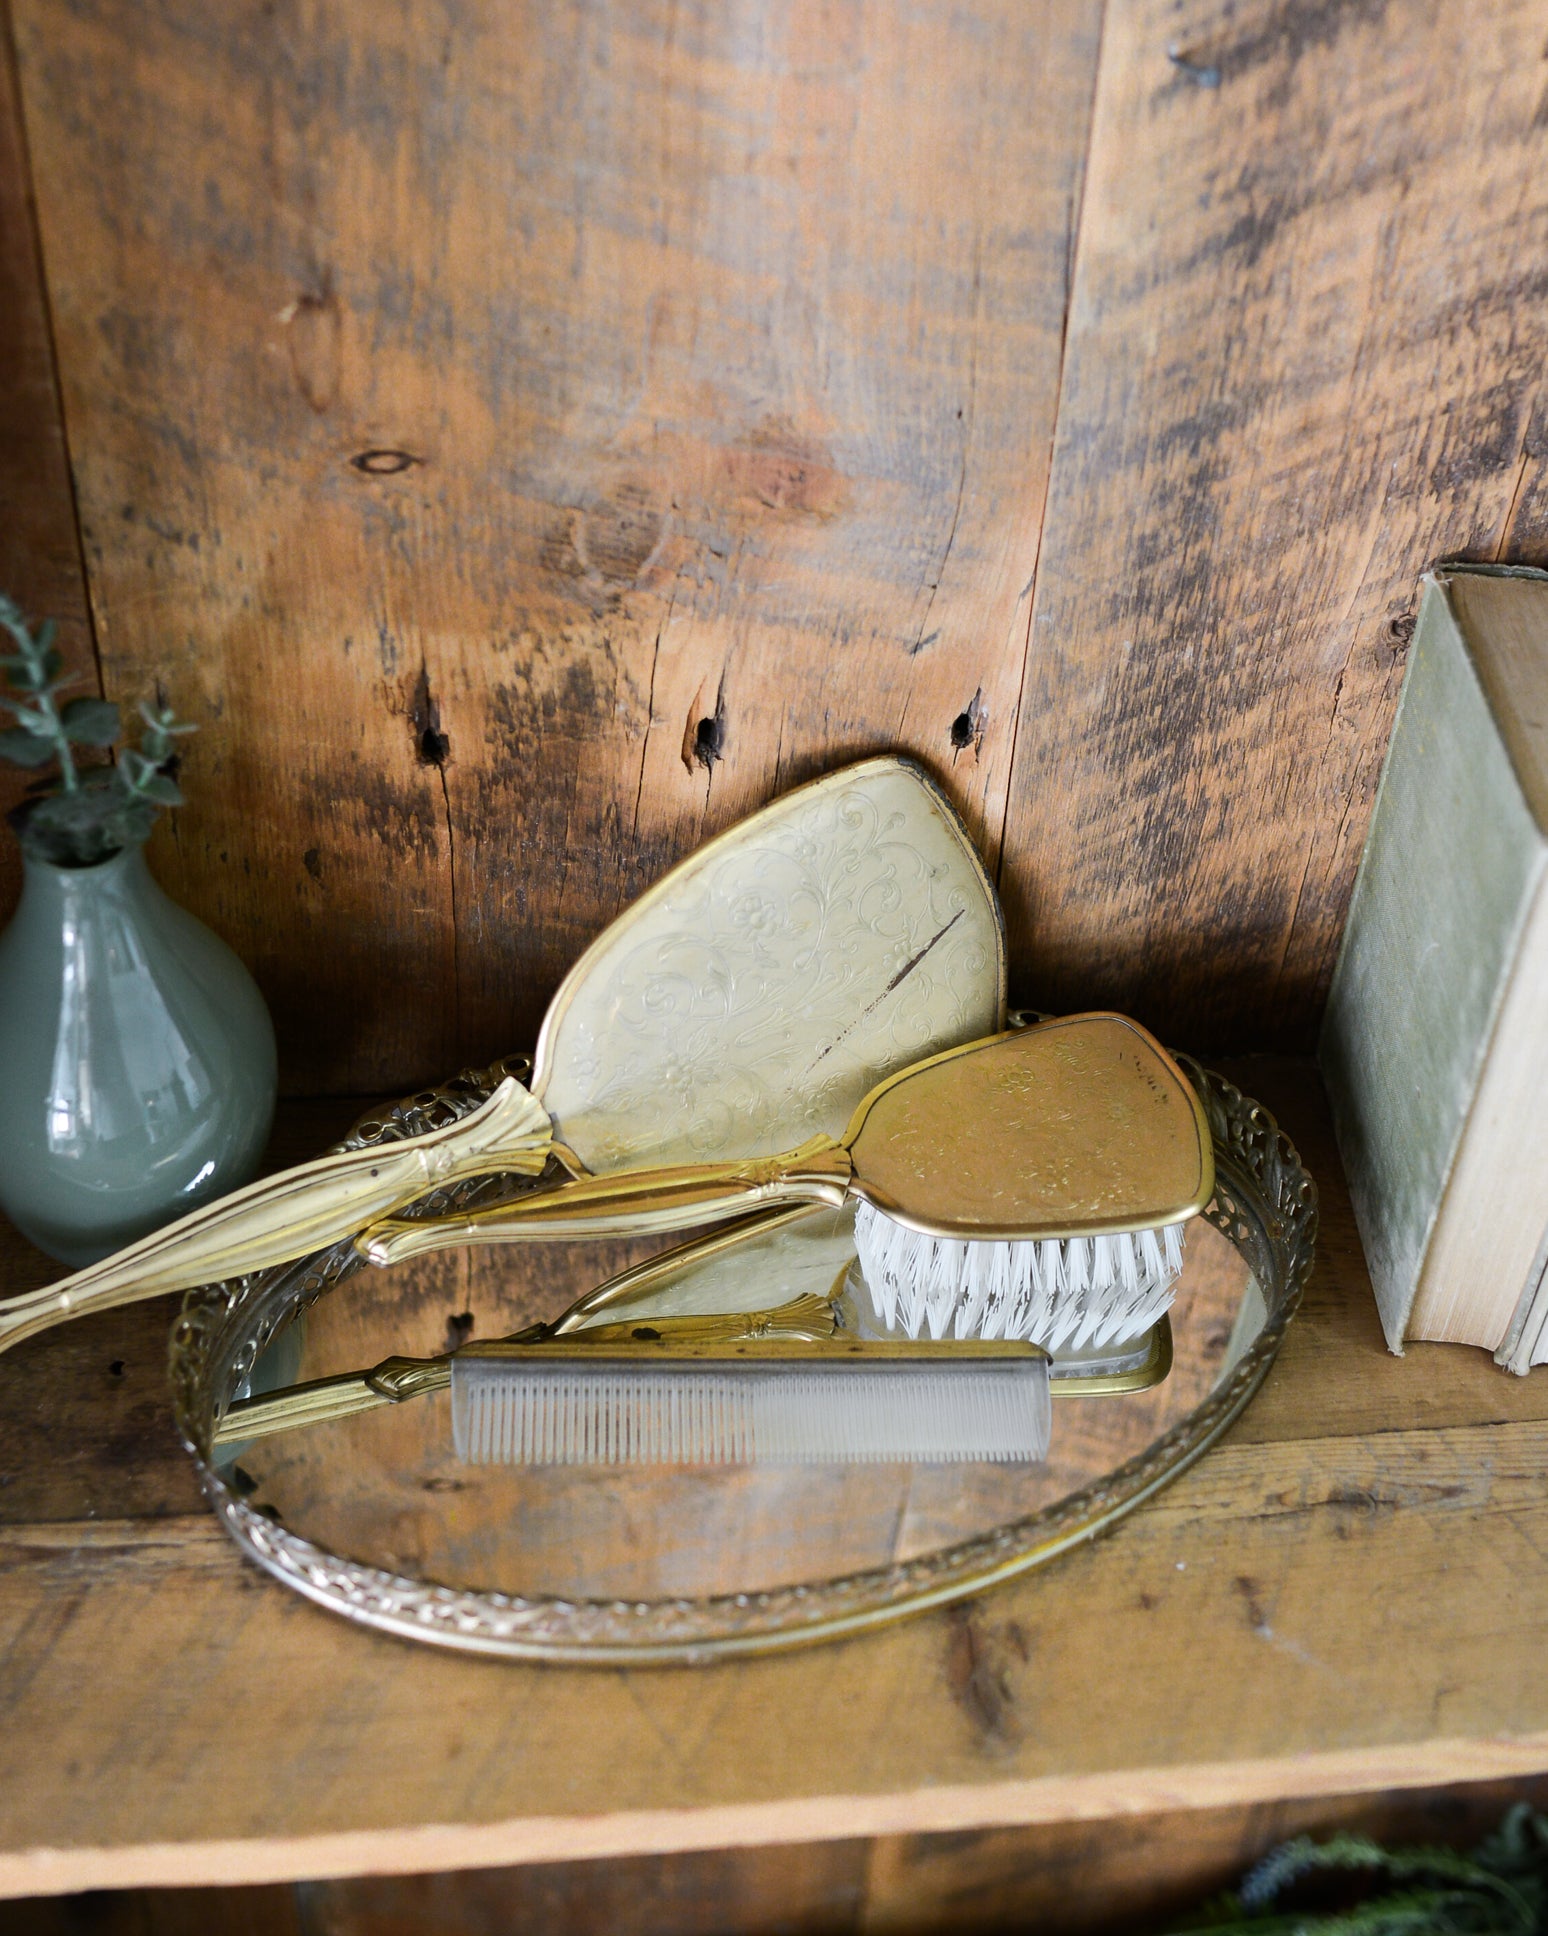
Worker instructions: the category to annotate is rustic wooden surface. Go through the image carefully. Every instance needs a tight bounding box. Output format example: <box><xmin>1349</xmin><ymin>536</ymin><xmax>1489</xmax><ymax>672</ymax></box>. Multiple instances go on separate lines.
<box><xmin>4</xmin><ymin>4</ymin><xmax>1548</xmax><ymax>1922</ymax></box>
<box><xmin>999</xmin><ymin>0</ymin><xmax>1548</xmax><ymax>1044</ymax></box>
<box><xmin>7</xmin><ymin>0</ymin><xmax>1101</xmax><ymax>1092</ymax></box>
<box><xmin>0</xmin><ymin>0</ymin><xmax>98</xmax><ymax>922</ymax></box>
<box><xmin>6</xmin><ymin>0</ymin><xmax>1544</xmax><ymax>1092</ymax></box>
<box><xmin>3</xmin><ymin>1060</ymin><xmax>1548</xmax><ymax>1911</ymax></box>
<box><xmin>12</xmin><ymin>1778</ymin><xmax>1548</xmax><ymax>1934</ymax></box>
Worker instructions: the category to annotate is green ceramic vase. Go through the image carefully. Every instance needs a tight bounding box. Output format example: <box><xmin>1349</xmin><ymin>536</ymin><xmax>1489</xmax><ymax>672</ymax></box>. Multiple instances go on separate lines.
<box><xmin>0</xmin><ymin>842</ymin><xmax>276</xmax><ymax>1266</ymax></box>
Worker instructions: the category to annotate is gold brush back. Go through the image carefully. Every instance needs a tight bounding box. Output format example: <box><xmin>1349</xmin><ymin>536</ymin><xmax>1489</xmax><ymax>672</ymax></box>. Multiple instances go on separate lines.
<box><xmin>846</xmin><ymin>1014</ymin><xmax>1215</xmax><ymax>1237</ymax></box>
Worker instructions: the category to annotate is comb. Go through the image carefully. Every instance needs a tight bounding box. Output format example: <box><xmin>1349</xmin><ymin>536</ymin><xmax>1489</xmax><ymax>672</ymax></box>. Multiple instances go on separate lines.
<box><xmin>451</xmin><ymin>1340</ymin><xmax>1049</xmax><ymax>1467</ymax></box>
<box><xmin>214</xmin><ymin>1294</ymin><xmax>1051</xmax><ymax>1467</ymax></box>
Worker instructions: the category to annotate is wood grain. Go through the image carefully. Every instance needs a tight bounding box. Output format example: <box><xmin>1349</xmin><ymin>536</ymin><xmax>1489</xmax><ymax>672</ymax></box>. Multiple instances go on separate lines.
<box><xmin>7</xmin><ymin>0</ymin><xmax>1548</xmax><ymax>1087</ymax></box>
<box><xmin>857</xmin><ymin>1778</ymin><xmax>1548</xmax><ymax>1934</ymax></box>
<box><xmin>0</xmin><ymin>0</ymin><xmax>98</xmax><ymax>926</ymax></box>
<box><xmin>12</xmin><ymin>1778</ymin><xmax>1548</xmax><ymax>1932</ymax></box>
<box><xmin>4</xmin><ymin>1063</ymin><xmax>1548</xmax><ymax>1900</ymax></box>
<box><xmin>9</xmin><ymin>0</ymin><xmax>1100</xmax><ymax>1094</ymax></box>
<box><xmin>5</xmin><ymin>6</ymin><xmax>1548</xmax><ymax>1922</ymax></box>
<box><xmin>998</xmin><ymin>0</ymin><xmax>1548</xmax><ymax>1048</ymax></box>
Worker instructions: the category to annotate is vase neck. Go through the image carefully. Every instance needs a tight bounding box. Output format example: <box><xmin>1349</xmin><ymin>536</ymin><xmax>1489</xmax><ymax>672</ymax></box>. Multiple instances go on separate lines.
<box><xmin>17</xmin><ymin>843</ymin><xmax>155</xmax><ymax>925</ymax></box>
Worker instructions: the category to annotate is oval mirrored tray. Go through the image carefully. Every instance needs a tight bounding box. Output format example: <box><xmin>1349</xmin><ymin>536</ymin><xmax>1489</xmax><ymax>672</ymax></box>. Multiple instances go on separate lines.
<box><xmin>170</xmin><ymin>1049</ymin><xmax>1316</xmax><ymax>1664</ymax></box>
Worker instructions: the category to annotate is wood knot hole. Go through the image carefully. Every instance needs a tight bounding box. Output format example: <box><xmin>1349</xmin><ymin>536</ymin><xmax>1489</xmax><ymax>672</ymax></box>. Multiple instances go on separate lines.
<box><xmin>351</xmin><ymin>449</ymin><xmax>421</xmax><ymax>476</ymax></box>
<box><xmin>693</xmin><ymin>713</ymin><xmax>725</xmax><ymax>768</ymax></box>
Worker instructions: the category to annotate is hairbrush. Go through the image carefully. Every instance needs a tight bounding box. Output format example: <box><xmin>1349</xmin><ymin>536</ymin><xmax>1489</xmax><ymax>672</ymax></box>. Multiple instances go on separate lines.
<box><xmin>359</xmin><ymin>1013</ymin><xmax>1213</xmax><ymax>1353</ymax></box>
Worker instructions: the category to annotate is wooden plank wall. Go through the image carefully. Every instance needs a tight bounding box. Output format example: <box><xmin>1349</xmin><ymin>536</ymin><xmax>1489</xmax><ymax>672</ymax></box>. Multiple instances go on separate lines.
<box><xmin>2</xmin><ymin>0</ymin><xmax>1546</xmax><ymax>1092</ymax></box>
<box><xmin>0</xmin><ymin>6</ymin><xmax>98</xmax><ymax>920</ymax></box>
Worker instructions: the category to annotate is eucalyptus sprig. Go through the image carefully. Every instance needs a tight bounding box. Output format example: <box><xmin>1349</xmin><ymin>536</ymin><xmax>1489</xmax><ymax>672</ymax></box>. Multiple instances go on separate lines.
<box><xmin>0</xmin><ymin>595</ymin><xmax>196</xmax><ymax>867</ymax></box>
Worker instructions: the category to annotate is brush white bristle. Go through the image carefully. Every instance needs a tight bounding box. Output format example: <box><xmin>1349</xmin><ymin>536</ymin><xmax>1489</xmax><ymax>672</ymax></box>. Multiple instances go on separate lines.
<box><xmin>851</xmin><ymin>1203</ymin><xmax>1187</xmax><ymax>1351</ymax></box>
<box><xmin>450</xmin><ymin>1359</ymin><xmax>1050</xmax><ymax>1466</ymax></box>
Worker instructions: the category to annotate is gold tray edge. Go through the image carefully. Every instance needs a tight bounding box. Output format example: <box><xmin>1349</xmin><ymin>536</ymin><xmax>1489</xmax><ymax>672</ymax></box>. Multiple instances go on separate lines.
<box><xmin>173</xmin><ymin>1049</ymin><xmax>1316</xmax><ymax>1665</ymax></box>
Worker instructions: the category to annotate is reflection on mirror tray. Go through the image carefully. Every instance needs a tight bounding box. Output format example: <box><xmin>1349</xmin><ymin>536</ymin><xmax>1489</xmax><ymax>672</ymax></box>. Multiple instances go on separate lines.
<box><xmin>171</xmin><ymin>1058</ymin><xmax>1315</xmax><ymax>1661</ymax></box>
<box><xmin>213</xmin><ymin>1211</ymin><xmax>1246</xmax><ymax>1601</ymax></box>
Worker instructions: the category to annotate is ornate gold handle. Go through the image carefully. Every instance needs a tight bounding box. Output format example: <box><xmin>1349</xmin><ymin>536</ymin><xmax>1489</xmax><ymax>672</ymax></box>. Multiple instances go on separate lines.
<box><xmin>0</xmin><ymin>1077</ymin><xmax>552</xmax><ymax>1360</ymax></box>
<box><xmin>357</xmin><ymin>1135</ymin><xmax>853</xmax><ymax>1265</ymax></box>
<box><xmin>213</xmin><ymin>1292</ymin><xmax>843</xmax><ymax>1449</ymax></box>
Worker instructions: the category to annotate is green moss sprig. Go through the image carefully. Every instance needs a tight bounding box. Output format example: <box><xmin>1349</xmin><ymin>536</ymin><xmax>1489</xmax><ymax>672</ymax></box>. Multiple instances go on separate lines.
<box><xmin>1169</xmin><ymin>1804</ymin><xmax>1548</xmax><ymax>1934</ymax></box>
<box><xmin>0</xmin><ymin>595</ymin><xmax>195</xmax><ymax>867</ymax></box>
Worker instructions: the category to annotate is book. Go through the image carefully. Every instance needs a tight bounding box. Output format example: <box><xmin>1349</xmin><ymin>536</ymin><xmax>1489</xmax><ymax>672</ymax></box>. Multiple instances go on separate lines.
<box><xmin>1320</xmin><ymin>563</ymin><xmax>1548</xmax><ymax>1366</ymax></box>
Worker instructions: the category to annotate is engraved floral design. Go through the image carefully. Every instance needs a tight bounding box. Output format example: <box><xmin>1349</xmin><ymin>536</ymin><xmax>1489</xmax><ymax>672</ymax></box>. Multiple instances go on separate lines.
<box><xmin>538</xmin><ymin>764</ymin><xmax>1004</xmax><ymax>1171</ymax></box>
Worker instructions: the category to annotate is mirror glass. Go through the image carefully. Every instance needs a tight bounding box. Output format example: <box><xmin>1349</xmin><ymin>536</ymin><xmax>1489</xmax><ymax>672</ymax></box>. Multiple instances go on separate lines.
<box><xmin>217</xmin><ymin>1207</ymin><xmax>1263</xmax><ymax>1605</ymax></box>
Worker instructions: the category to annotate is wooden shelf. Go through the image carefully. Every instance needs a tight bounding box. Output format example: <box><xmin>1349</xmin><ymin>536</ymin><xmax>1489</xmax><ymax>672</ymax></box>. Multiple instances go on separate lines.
<box><xmin>2</xmin><ymin>1059</ymin><xmax>1546</xmax><ymax>1902</ymax></box>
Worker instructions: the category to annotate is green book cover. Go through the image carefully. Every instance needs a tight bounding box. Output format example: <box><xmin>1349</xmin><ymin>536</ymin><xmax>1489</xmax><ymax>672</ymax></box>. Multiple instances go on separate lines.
<box><xmin>1320</xmin><ymin>565</ymin><xmax>1548</xmax><ymax>1355</ymax></box>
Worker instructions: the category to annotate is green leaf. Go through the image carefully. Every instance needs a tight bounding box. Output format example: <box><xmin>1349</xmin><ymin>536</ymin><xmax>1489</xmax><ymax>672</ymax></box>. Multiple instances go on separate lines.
<box><xmin>34</xmin><ymin>618</ymin><xmax>56</xmax><ymax>653</ymax></box>
<box><xmin>15</xmin><ymin>770</ymin><xmax>162</xmax><ymax>865</ymax></box>
<box><xmin>137</xmin><ymin>773</ymin><xmax>183</xmax><ymax>806</ymax></box>
<box><xmin>60</xmin><ymin>696</ymin><xmax>122</xmax><ymax>746</ymax></box>
<box><xmin>38</xmin><ymin>645</ymin><xmax>63</xmax><ymax>682</ymax></box>
<box><xmin>0</xmin><ymin>725</ymin><xmax>58</xmax><ymax>767</ymax></box>
<box><xmin>138</xmin><ymin>697</ymin><xmax>197</xmax><ymax>740</ymax></box>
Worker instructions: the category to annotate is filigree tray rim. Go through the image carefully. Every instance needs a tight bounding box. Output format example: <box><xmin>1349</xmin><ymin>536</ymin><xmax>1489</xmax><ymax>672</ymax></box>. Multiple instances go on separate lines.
<box><xmin>169</xmin><ymin>1043</ymin><xmax>1318</xmax><ymax>1666</ymax></box>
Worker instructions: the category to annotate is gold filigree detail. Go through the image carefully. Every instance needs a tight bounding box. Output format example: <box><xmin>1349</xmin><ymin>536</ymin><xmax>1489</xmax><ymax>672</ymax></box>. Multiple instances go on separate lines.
<box><xmin>172</xmin><ymin>1041</ymin><xmax>1316</xmax><ymax>1664</ymax></box>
